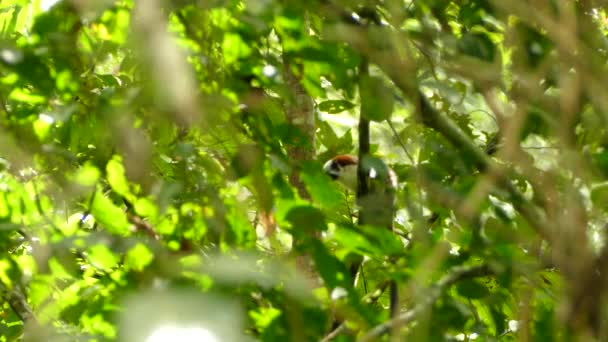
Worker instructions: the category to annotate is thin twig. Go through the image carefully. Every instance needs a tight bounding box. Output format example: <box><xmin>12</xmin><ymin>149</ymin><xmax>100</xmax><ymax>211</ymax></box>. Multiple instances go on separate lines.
<box><xmin>0</xmin><ymin>283</ymin><xmax>37</xmax><ymax>325</ymax></box>
<box><xmin>357</xmin><ymin>264</ymin><xmax>493</xmax><ymax>342</ymax></box>
<box><xmin>320</xmin><ymin>324</ymin><xmax>347</xmax><ymax>342</ymax></box>
<box><xmin>31</xmin><ymin>181</ymin><xmax>63</xmax><ymax>235</ymax></box>
<box><xmin>321</xmin><ymin>281</ymin><xmax>392</xmax><ymax>342</ymax></box>
<box><xmin>386</xmin><ymin>119</ymin><xmax>415</xmax><ymax>164</ymax></box>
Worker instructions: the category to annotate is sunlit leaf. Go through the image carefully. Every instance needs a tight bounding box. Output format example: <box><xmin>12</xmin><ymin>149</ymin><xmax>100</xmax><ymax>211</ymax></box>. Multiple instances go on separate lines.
<box><xmin>106</xmin><ymin>156</ymin><xmax>134</xmax><ymax>201</ymax></box>
<box><xmin>72</xmin><ymin>163</ymin><xmax>101</xmax><ymax>186</ymax></box>
<box><xmin>90</xmin><ymin>189</ymin><xmax>131</xmax><ymax>235</ymax></box>
<box><xmin>124</xmin><ymin>243</ymin><xmax>154</xmax><ymax>272</ymax></box>
<box><xmin>134</xmin><ymin>197</ymin><xmax>158</xmax><ymax>217</ymax></box>
<box><xmin>88</xmin><ymin>244</ymin><xmax>119</xmax><ymax>270</ymax></box>
<box><xmin>222</xmin><ymin>32</ymin><xmax>252</xmax><ymax>64</ymax></box>
<box><xmin>318</xmin><ymin>100</ymin><xmax>355</xmax><ymax>114</ymax></box>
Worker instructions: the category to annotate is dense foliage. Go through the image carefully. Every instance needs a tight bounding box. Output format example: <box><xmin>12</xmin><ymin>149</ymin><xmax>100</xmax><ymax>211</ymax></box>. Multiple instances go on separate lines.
<box><xmin>0</xmin><ymin>0</ymin><xmax>608</xmax><ymax>341</ymax></box>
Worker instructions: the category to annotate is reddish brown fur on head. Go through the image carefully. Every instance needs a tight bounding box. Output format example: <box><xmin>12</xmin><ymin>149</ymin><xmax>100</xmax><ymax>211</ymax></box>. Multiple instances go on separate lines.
<box><xmin>332</xmin><ymin>154</ymin><xmax>358</xmax><ymax>166</ymax></box>
<box><xmin>323</xmin><ymin>154</ymin><xmax>359</xmax><ymax>189</ymax></box>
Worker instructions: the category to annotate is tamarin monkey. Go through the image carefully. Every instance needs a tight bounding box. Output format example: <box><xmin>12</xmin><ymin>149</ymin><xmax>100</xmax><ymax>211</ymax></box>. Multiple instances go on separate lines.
<box><xmin>323</xmin><ymin>154</ymin><xmax>399</xmax><ymax>318</ymax></box>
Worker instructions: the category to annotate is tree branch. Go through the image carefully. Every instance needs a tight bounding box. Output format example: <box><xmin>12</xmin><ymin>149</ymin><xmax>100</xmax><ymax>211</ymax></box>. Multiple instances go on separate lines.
<box><xmin>1</xmin><ymin>284</ymin><xmax>37</xmax><ymax>325</ymax></box>
<box><xmin>357</xmin><ymin>264</ymin><xmax>494</xmax><ymax>342</ymax></box>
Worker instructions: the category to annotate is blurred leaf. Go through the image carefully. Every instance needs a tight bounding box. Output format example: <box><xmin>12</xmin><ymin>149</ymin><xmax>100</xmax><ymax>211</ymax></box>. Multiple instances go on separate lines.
<box><xmin>533</xmin><ymin>303</ymin><xmax>555</xmax><ymax>341</ymax></box>
<box><xmin>222</xmin><ymin>32</ymin><xmax>252</xmax><ymax>64</ymax></box>
<box><xmin>517</xmin><ymin>23</ymin><xmax>553</xmax><ymax>67</ymax></box>
<box><xmin>333</xmin><ymin>225</ymin><xmax>380</xmax><ymax>256</ymax></box>
<box><xmin>88</xmin><ymin>244</ymin><xmax>119</xmax><ymax>270</ymax></box>
<box><xmin>106</xmin><ymin>156</ymin><xmax>134</xmax><ymax>201</ymax></box>
<box><xmin>358</xmin><ymin>224</ymin><xmax>404</xmax><ymax>256</ymax></box>
<box><xmin>300</xmin><ymin>161</ymin><xmax>343</xmax><ymax>210</ymax></box>
<box><xmin>310</xmin><ymin>239</ymin><xmax>352</xmax><ymax>289</ymax></box>
<box><xmin>458</xmin><ymin>32</ymin><xmax>495</xmax><ymax>62</ymax></box>
<box><xmin>591</xmin><ymin>183</ymin><xmax>608</xmax><ymax>211</ymax></box>
<box><xmin>285</xmin><ymin>205</ymin><xmax>327</xmax><ymax>234</ymax></box>
<box><xmin>250</xmin><ymin>306</ymin><xmax>282</xmax><ymax>334</ymax></box>
<box><xmin>593</xmin><ymin>152</ymin><xmax>608</xmax><ymax>179</ymax></box>
<box><xmin>231</xmin><ymin>144</ymin><xmax>263</xmax><ymax>178</ymax></box>
<box><xmin>90</xmin><ymin>189</ymin><xmax>131</xmax><ymax>235</ymax></box>
<box><xmin>318</xmin><ymin>99</ymin><xmax>355</xmax><ymax>114</ymax></box>
<box><xmin>124</xmin><ymin>243</ymin><xmax>154</xmax><ymax>272</ymax></box>
<box><xmin>225</xmin><ymin>207</ymin><xmax>255</xmax><ymax>248</ymax></box>
<box><xmin>134</xmin><ymin>197</ymin><xmax>158</xmax><ymax>217</ymax></box>
<box><xmin>360</xmin><ymin>75</ymin><xmax>394</xmax><ymax>122</ymax></box>
<box><xmin>71</xmin><ymin>163</ymin><xmax>101</xmax><ymax>186</ymax></box>
<box><xmin>457</xmin><ymin>278</ymin><xmax>491</xmax><ymax>299</ymax></box>
<box><xmin>490</xmin><ymin>306</ymin><xmax>507</xmax><ymax>336</ymax></box>
<box><xmin>434</xmin><ymin>297</ymin><xmax>472</xmax><ymax>330</ymax></box>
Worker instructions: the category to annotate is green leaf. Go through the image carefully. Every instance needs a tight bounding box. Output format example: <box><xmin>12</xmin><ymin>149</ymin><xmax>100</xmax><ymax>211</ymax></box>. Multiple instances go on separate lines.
<box><xmin>226</xmin><ymin>207</ymin><xmax>255</xmax><ymax>248</ymax></box>
<box><xmin>222</xmin><ymin>32</ymin><xmax>252</xmax><ymax>64</ymax></box>
<box><xmin>591</xmin><ymin>183</ymin><xmax>608</xmax><ymax>211</ymax></box>
<box><xmin>593</xmin><ymin>152</ymin><xmax>608</xmax><ymax>178</ymax></box>
<box><xmin>434</xmin><ymin>297</ymin><xmax>472</xmax><ymax>330</ymax></box>
<box><xmin>490</xmin><ymin>306</ymin><xmax>507</xmax><ymax>336</ymax></box>
<box><xmin>250</xmin><ymin>306</ymin><xmax>282</xmax><ymax>338</ymax></box>
<box><xmin>317</xmin><ymin>120</ymin><xmax>339</xmax><ymax>149</ymax></box>
<box><xmin>32</xmin><ymin>116</ymin><xmax>52</xmax><ymax>141</ymax></box>
<box><xmin>106</xmin><ymin>156</ymin><xmax>133</xmax><ymax>200</ymax></box>
<box><xmin>231</xmin><ymin>144</ymin><xmax>263</xmax><ymax>178</ymax></box>
<box><xmin>456</xmin><ymin>278</ymin><xmax>490</xmax><ymax>299</ymax></box>
<box><xmin>309</xmin><ymin>239</ymin><xmax>352</xmax><ymax>288</ymax></box>
<box><xmin>285</xmin><ymin>206</ymin><xmax>327</xmax><ymax>234</ymax></box>
<box><xmin>318</xmin><ymin>100</ymin><xmax>355</xmax><ymax>114</ymax></box>
<box><xmin>358</xmin><ymin>224</ymin><xmax>404</xmax><ymax>256</ymax></box>
<box><xmin>533</xmin><ymin>303</ymin><xmax>555</xmax><ymax>341</ymax></box>
<box><xmin>72</xmin><ymin>163</ymin><xmax>101</xmax><ymax>186</ymax></box>
<box><xmin>333</xmin><ymin>225</ymin><xmax>379</xmax><ymax>255</ymax></box>
<box><xmin>88</xmin><ymin>244</ymin><xmax>119</xmax><ymax>270</ymax></box>
<box><xmin>124</xmin><ymin>243</ymin><xmax>154</xmax><ymax>272</ymax></box>
<box><xmin>90</xmin><ymin>189</ymin><xmax>131</xmax><ymax>235</ymax></box>
<box><xmin>360</xmin><ymin>75</ymin><xmax>394</xmax><ymax>122</ymax></box>
<box><xmin>458</xmin><ymin>32</ymin><xmax>496</xmax><ymax>62</ymax></box>
<box><xmin>517</xmin><ymin>23</ymin><xmax>553</xmax><ymax>67</ymax></box>
<box><xmin>9</xmin><ymin>88</ymin><xmax>46</xmax><ymax>104</ymax></box>
<box><xmin>300</xmin><ymin>161</ymin><xmax>343</xmax><ymax>210</ymax></box>
<box><xmin>134</xmin><ymin>198</ymin><xmax>158</xmax><ymax>217</ymax></box>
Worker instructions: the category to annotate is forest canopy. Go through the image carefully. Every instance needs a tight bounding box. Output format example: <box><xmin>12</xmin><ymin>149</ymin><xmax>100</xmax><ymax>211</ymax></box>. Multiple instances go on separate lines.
<box><xmin>0</xmin><ymin>0</ymin><xmax>607</xmax><ymax>341</ymax></box>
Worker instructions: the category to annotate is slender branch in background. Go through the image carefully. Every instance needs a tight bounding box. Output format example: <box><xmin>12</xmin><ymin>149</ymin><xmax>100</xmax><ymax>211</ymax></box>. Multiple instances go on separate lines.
<box><xmin>411</xmin><ymin>41</ymin><xmax>439</xmax><ymax>81</ymax></box>
<box><xmin>358</xmin><ymin>264</ymin><xmax>494</xmax><ymax>342</ymax></box>
<box><xmin>1</xmin><ymin>283</ymin><xmax>37</xmax><ymax>325</ymax></box>
<box><xmin>356</xmin><ymin>55</ymin><xmax>370</xmax><ymax>252</ymax></box>
<box><xmin>31</xmin><ymin>181</ymin><xmax>63</xmax><ymax>235</ymax></box>
<box><xmin>320</xmin><ymin>323</ymin><xmax>347</xmax><ymax>342</ymax></box>
<box><xmin>386</xmin><ymin>119</ymin><xmax>415</xmax><ymax>164</ymax></box>
<box><xmin>357</xmin><ymin>73</ymin><xmax>370</xmax><ymax>198</ymax></box>
<box><xmin>420</xmin><ymin>90</ymin><xmax>550</xmax><ymax>240</ymax></box>
<box><xmin>357</xmin><ymin>55</ymin><xmax>399</xmax><ymax>325</ymax></box>
<box><xmin>322</xmin><ymin>280</ymin><xmax>394</xmax><ymax>341</ymax></box>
